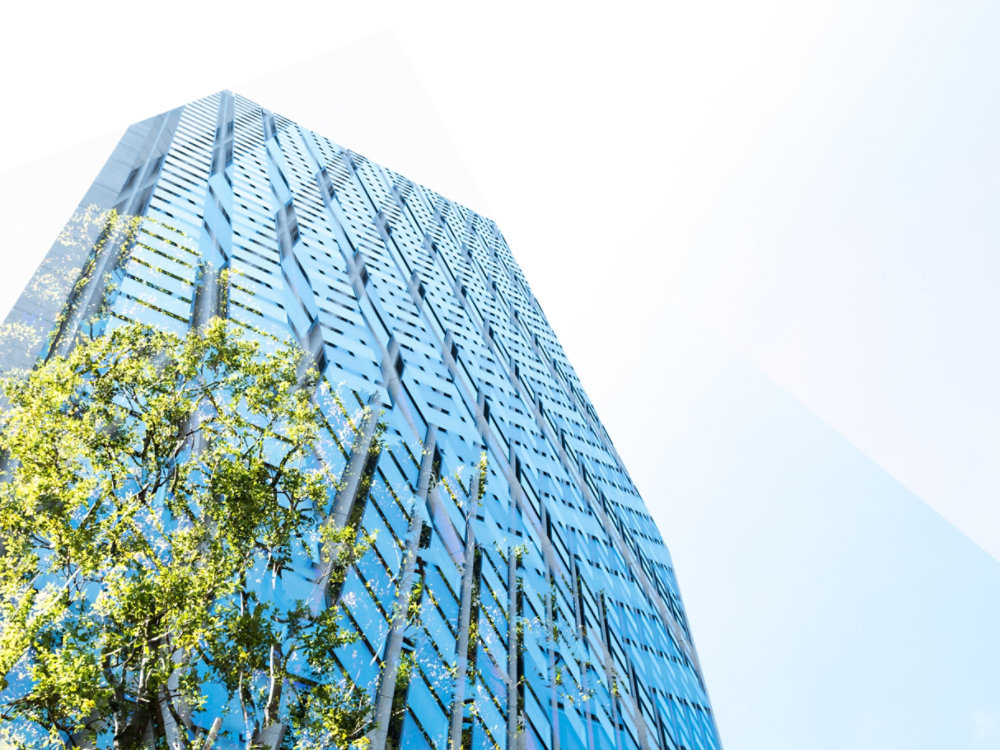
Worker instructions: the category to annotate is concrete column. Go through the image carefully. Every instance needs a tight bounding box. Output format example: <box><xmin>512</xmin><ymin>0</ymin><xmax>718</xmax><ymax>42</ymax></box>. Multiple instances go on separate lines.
<box><xmin>447</xmin><ymin>467</ymin><xmax>482</xmax><ymax>750</ymax></box>
<box><xmin>368</xmin><ymin>426</ymin><xmax>437</xmax><ymax>750</ymax></box>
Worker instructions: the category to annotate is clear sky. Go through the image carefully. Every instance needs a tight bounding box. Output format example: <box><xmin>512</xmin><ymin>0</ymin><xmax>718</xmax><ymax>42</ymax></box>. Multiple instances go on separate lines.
<box><xmin>2</xmin><ymin>3</ymin><xmax>998</xmax><ymax>747</ymax></box>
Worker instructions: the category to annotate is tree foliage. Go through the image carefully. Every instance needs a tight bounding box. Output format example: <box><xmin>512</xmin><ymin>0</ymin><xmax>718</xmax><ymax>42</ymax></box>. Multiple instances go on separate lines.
<box><xmin>0</xmin><ymin>319</ymin><xmax>374</xmax><ymax>749</ymax></box>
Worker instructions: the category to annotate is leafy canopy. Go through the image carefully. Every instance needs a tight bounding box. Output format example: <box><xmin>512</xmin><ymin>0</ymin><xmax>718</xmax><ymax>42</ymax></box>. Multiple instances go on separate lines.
<box><xmin>0</xmin><ymin>319</ymin><xmax>373</xmax><ymax>749</ymax></box>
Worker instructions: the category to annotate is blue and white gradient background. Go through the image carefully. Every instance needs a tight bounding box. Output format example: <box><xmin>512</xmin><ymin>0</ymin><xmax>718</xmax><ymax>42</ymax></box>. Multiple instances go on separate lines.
<box><xmin>2</xmin><ymin>2</ymin><xmax>999</xmax><ymax>747</ymax></box>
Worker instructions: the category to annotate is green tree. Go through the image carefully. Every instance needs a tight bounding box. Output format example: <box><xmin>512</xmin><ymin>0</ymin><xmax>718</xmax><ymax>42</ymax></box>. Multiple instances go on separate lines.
<box><xmin>0</xmin><ymin>318</ymin><xmax>374</xmax><ymax>749</ymax></box>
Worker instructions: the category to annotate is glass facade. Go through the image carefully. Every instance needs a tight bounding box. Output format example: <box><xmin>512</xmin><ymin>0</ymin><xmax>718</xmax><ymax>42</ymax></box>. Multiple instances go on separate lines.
<box><xmin>1</xmin><ymin>92</ymin><xmax>721</xmax><ymax>750</ymax></box>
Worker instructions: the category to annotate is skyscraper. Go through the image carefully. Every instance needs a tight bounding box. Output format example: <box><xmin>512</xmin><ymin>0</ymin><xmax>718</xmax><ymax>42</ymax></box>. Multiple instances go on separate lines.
<box><xmin>1</xmin><ymin>92</ymin><xmax>721</xmax><ymax>750</ymax></box>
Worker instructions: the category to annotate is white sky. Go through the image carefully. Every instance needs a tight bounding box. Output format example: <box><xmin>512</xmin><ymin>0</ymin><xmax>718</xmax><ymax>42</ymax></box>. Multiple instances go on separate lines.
<box><xmin>2</xmin><ymin>2</ymin><xmax>999</xmax><ymax>747</ymax></box>
<box><xmin>3</xmin><ymin>1</ymin><xmax>997</xmax><ymax>560</ymax></box>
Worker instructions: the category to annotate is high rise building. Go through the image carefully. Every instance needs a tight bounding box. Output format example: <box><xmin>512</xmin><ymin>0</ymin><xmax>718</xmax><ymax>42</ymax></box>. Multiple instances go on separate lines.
<box><xmin>1</xmin><ymin>92</ymin><xmax>721</xmax><ymax>750</ymax></box>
